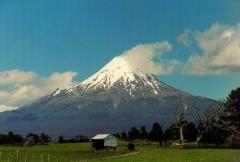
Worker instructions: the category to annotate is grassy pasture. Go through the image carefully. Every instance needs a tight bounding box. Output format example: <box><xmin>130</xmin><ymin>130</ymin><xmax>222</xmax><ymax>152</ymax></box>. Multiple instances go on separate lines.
<box><xmin>0</xmin><ymin>142</ymin><xmax>239</xmax><ymax>162</ymax></box>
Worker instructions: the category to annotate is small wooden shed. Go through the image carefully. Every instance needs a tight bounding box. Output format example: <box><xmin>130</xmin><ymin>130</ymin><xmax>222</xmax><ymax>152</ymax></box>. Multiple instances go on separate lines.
<box><xmin>91</xmin><ymin>134</ymin><xmax>117</xmax><ymax>150</ymax></box>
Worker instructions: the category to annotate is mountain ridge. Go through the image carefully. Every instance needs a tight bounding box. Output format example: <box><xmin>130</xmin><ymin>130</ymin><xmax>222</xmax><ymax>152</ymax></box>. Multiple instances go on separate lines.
<box><xmin>0</xmin><ymin>57</ymin><xmax>217</xmax><ymax>137</ymax></box>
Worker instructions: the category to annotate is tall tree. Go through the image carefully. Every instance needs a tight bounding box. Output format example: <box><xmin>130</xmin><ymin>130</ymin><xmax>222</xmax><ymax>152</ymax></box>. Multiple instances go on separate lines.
<box><xmin>174</xmin><ymin>94</ymin><xmax>188</xmax><ymax>144</ymax></box>
<box><xmin>120</xmin><ymin>132</ymin><xmax>128</xmax><ymax>140</ymax></box>
<box><xmin>221</xmin><ymin>87</ymin><xmax>240</xmax><ymax>147</ymax></box>
<box><xmin>58</xmin><ymin>135</ymin><xmax>65</xmax><ymax>143</ymax></box>
<box><xmin>140</xmin><ymin>126</ymin><xmax>148</xmax><ymax>140</ymax></box>
<box><xmin>192</xmin><ymin>103</ymin><xmax>224</xmax><ymax>145</ymax></box>
<box><xmin>164</xmin><ymin>123</ymin><xmax>179</xmax><ymax>141</ymax></box>
<box><xmin>149</xmin><ymin>123</ymin><xmax>163</xmax><ymax>141</ymax></box>
<box><xmin>128</xmin><ymin>127</ymin><xmax>140</xmax><ymax>140</ymax></box>
<box><xmin>40</xmin><ymin>133</ymin><xmax>51</xmax><ymax>143</ymax></box>
<box><xmin>164</xmin><ymin>121</ymin><xmax>197</xmax><ymax>142</ymax></box>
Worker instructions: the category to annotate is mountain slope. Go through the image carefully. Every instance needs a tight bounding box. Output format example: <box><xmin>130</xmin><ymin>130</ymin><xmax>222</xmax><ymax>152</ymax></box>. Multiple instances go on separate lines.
<box><xmin>0</xmin><ymin>57</ymin><xmax>217</xmax><ymax>138</ymax></box>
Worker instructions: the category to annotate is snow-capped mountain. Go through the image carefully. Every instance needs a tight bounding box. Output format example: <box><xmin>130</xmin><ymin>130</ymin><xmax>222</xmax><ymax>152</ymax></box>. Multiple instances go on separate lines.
<box><xmin>46</xmin><ymin>56</ymin><xmax>187</xmax><ymax>99</ymax></box>
<box><xmin>80</xmin><ymin>56</ymin><xmax>170</xmax><ymax>94</ymax></box>
<box><xmin>0</xmin><ymin>57</ymin><xmax>216</xmax><ymax>137</ymax></box>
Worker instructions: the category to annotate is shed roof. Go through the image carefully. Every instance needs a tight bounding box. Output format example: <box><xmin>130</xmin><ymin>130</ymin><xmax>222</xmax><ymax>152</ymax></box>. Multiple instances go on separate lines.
<box><xmin>91</xmin><ymin>134</ymin><xmax>112</xmax><ymax>140</ymax></box>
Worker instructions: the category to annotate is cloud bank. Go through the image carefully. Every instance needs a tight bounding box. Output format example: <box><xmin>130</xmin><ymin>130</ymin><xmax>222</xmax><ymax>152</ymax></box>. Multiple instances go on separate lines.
<box><xmin>181</xmin><ymin>23</ymin><xmax>240</xmax><ymax>75</ymax></box>
<box><xmin>0</xmin><ymin>70</ymin><xmax>78</xmax><ymax>112</ymax></box>
<box><xmin>118</xmin><ymin>23</ymin><xmax>240</xmax><ymax>76</ymax></box>
<box><xmin>120</xmin><ymin>41</ymin><xmax>179</xmax><ymax>75</ymax></box>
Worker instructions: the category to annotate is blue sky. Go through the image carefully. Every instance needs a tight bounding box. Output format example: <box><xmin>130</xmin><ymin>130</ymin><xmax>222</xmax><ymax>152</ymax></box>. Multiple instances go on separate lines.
<box><xmin>0</xmin><ymin>0</ymin><xmax>240</xmax><ymax>109</ymax></box>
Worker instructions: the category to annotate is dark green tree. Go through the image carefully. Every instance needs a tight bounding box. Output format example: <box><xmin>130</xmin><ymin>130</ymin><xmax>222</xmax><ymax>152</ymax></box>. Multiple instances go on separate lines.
<box><xmin>75</xmin><ymin>135</ymin><xmax>89</xmax><ymax>142</ymax></box>
<box><xmin>128</xmin><ymin>127</ymin><xmax>140</xmax><ymax>140</ymax></box>
<box><xmin>165</xmin><ymin>121</ymin><xmax>197</xmax><ymax>142</ymax></box>
<box><xmin>120</xmin><ymin>132</ymin><xmax>128</xmax><ymax>140</ymax></box>
<box><xmin>58</xmin><ymin>135</ymin><xmax>65</xmax><ymax>143</ymax></box>
<box><xmin>183</xmin><ymin>122</ymin><xmax>197</xmax><ymax>142</ymax></box>
<box><xmin>40</xmin><ymin>133</ymin><xmax>51</xmax><ymax>143</ymax></box>
<box><xmin>221</xmin><ymin>87</ymin><xmax>240</xmax><ymax>147</ymax></box>
<box><xmin>164</xmin><ymin>122</ymin><xmax>183</xmax><ymax>141</ymax></box>
<box><xmin>0</xmin><ymin>132</ymin><xmax>24</xmax><ymax>145</ymax></box>
<box><xmin>149</xmin><ymin>123</ymin><xmax>163</xmax><ymax>141</ymax></box>
<box><xmin>140</xmin><ymin>126</ymin><xmax>148</xmax><ymax>140</ymax></box>
<box><xmin>26</xmin><ymin>133</ymin><xmax>41</xmax><ymax>144</ymax></box>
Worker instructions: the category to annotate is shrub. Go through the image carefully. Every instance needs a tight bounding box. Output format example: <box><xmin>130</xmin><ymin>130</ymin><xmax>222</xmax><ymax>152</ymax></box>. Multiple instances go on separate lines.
<box><xmin>127</xmin><ymin>143</ymin><xmax>135</xmax><ymax>150</ymax></box>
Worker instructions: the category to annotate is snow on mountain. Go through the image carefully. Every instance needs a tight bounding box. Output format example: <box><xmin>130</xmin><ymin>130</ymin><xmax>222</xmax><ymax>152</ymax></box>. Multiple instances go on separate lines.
<box><xmin>0</xmin><ymin>105</ymin><xmax>18</xmax><ymax>112</ymax></box>
<box><xmin>48</xmin><ymin>56</ymin><xmax>183</xmax><ymax>99</ymax></box>
<box><xmin>81</xmin><ymin>56</ymin><xmax>134</xmax><ymax>89</ymax></box>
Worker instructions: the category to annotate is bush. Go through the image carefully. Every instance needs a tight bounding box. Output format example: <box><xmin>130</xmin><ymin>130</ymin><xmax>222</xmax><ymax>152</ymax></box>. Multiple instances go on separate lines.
<box><xmin>127</xmin><ymin>143</ymin><xmax>135</xmax><ymax>150</ymax></box>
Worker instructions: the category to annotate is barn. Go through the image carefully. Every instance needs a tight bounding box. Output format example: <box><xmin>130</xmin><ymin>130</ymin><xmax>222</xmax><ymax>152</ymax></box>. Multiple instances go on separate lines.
<box><xmin>91</xmin><ymin>134</ymin><xmax>118</xmax><ymax>150</ymax></box>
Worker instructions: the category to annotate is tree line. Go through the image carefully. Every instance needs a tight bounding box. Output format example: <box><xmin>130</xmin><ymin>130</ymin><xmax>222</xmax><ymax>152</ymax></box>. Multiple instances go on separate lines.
<box><xmin>116</xmin><ymin>87</ymin><xmax>240</xmax><ymax>148</ymax></box>
<box><xmin>0</xmin><ymin>132</ymin><xmax>51</xmax><ymax>145</ymax></box>
<box><xmin>115</xmin><ymin>121</ymin><xmax>197</xmax><ymax>144</ymax></box>
<box><xmin>0</xmin><ymin>132</ymin><xmax>89</xmax><ymax>146</ymax></box>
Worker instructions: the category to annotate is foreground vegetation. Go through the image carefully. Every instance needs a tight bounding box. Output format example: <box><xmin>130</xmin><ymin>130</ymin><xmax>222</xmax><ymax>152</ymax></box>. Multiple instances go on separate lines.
<box><xmin>0</xmin><ymin>142</ymin><xmax>239</xmax><ymax>162</ymax></box>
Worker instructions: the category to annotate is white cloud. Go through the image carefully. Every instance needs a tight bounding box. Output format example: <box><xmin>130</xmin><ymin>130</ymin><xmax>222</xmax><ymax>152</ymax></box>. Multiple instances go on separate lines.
<box><xmin>177</xmin><ymin>29</ymin><xmax>192</xmax><ymax>47</ymax></box>
<box><xmin>120</xmin><ymin>41</ymin><xmax>179</xmax><ymax>75</ymax></box>
<box><xmin>0</xmin><ymin>70</ymin><xmax>78</xmax><ymax>110</ymax></box>
<box><xmin>0</xmin><ymin>70</ymin><xmax>38</xmax><ymax>85</ymax></box>
<box><xmin>183</xmin><ymin>23</ymin><xmax>240</xmax><ymax>75</ymax></box>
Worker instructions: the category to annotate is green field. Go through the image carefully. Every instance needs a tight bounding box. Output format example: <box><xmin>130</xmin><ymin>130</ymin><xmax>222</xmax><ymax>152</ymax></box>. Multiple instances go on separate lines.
<box><xmin>0</xmin><ymin>142</ymin><xmax>239</xmax><ymax>162</ymax></box>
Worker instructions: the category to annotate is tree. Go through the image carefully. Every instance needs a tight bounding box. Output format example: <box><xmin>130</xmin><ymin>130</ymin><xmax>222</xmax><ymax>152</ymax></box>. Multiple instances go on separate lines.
<box><xmin>8</xmin><ymin>132</ymin><xmax>24</xmax><ymax>144</ymax></box>
<box><xmin>40</xmin><ymin>133</ymin><xmax>51</xmax><ymax>143</ymax></box>
<box><xmin>140</xmin><ymin>126</ymin><xmax>148</xmax><ymax>140</ymax></box>
<box><xmin>113</xmin><ymin>133</ymin><xmax>120</xmax><ymax>138</ymax></box>
<box><xmin>173</xmin><ymin>94</ymin><xmax>189</xmax><ymax>144</ymax></box>
<box><xmin>120</xmin><ymin>132</ymin><xmax>128</xmax><ymax>140</ymax></box>
<box><xmin>164</xmin><ymin>121</ymin><xmax>197</xmax><ymax>142</ymax></box>
<box><xmin>221</xmin><ymin>87</ymin><xmax>240</xmax><ymax>147</ymax></box>
<box><xmin>192</xmin><ymin>103</ymin><xmax>224</xmax><ymax>144</ymax></box>
<box><xmin>195</xmin><ymin>88</ymin><xmax>240</xmax><ymax>146</ymax></box>
<box><xmin>26</xmin><ymin>133</ymin><xmax>42</xmax><ymax>144</ymax></box>
<box><xmin>164</xmin><ymin>124</ymin><xmax>179</xmax><ymax>141</ymax></box>
<box><xmin>58</xmin><ymin>135</ymin><xmax>65</xmax><ymax>143</ymax></box>
<box><xmin>0</xmin><ymin>132</ymin><xmax>24</xmax><ymax>145</ymax></box>
<box><xmin>149</xmin><ymin>123</ymin><xmax>163</xmax><ymax>141</ymax></box>
<box><xmin>183</xmin><ymin>122</ymin><xmax>197</xmax><ymax>142</ymax></box>
<box><xmin>128</xmin><ymin>127</ymin><xmax>140</xmax><ymax>140</ymax></box>
<box><xmin>199</xmin><ymin>122</ymin><xmax>226</xmax><ymax>145</ymax></box>
<box><xmin>75</xmin><ymin>135</ymin><xmax>89</xmax><ymax>142</ymax></box>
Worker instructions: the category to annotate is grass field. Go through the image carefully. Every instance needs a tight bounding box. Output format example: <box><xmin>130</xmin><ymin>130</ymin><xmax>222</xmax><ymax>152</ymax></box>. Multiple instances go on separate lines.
<box><xmin>0</xmin><ymin>142</ymin><xmax>239</xmax><ymax>162</ymax></box>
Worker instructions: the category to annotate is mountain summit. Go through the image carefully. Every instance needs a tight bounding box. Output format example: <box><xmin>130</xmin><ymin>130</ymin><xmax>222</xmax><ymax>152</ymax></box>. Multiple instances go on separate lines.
<box><xmin>0</xmin><ymin>57</ymin><xmax>216</xmax><ymax>137</ymax></box>
<box><xmin>49</xmin><ymin>56</ymin><xmax>185</xmax><ymax>99</ymax></box>
<box><xmin>81</xmin><ymin>56</ymin><xmax>180</xmax><ymax>96</ymax></box>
